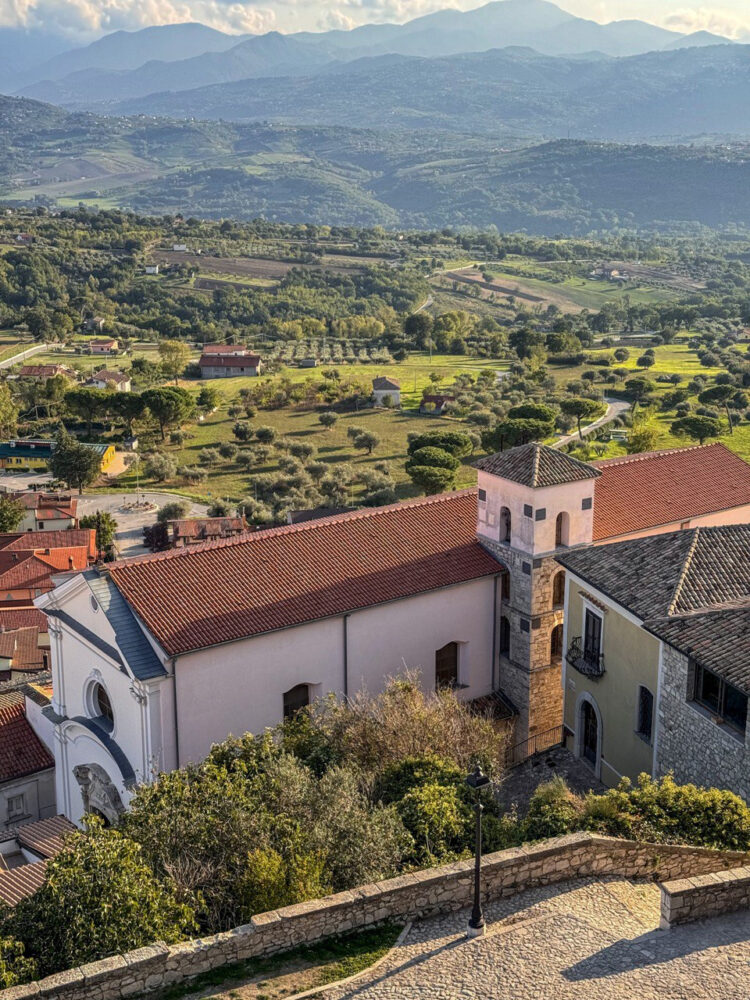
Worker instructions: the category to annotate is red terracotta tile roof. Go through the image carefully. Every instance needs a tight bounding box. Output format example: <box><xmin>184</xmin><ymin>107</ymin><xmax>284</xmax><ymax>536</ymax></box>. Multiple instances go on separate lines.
<box><xmin>91</xmin><ymin>369</ymin><xmax>128</xmax><ymax>383</ymax></box>
<box><xmin>0</xmin><ymin>530</ymin><xmax>96</xmax><ymax>558</ymax></box>
<box><xmin>13</xmin><ymin>492</ymin><xmax>77</xmax><ymax>518</ymax></box>
<box><xmin>0</xmin><ymin>627</ymin><xmax>44</xmax><ymax>670</ymax></box>
<box><xmin>372</xmin><ymin>376</ymin><xmax>401</xmax><ymax>390</ymax></box>
<box><xmin>169</xmin><ymin>517</ymin><xmax>247</xmax><ymax>540</ymax></box>
<box><xmin>0</xmin><ymin>693</ymin><xmax>53</xmax><ymax>783</ymax></box>
<box><xmin>592</xmin><ymin>444</ymin><xmax>750</xmax><ymax>541</ymax></box>
<box><xmin>201</xmin><ymin>344</ymin><xmax>249</xmax><ymax>354</ymax></box>
<box><xmin>0</xmin><ymin>554</ymin><xmax>57</xmax><ymax>592</ymax></box>
<box><xmin>0</xmin><ymin>608</ymin><xmax>48</xmax><ymax>631</ymax></box>
<box><xmin>17</xmin><ymin>364</ymin><xmax>73</xmax><ymax>379</ymax></box>
<box><xmin>16</xmin><ymin>815</ymin><xmax>75</xmax><ymax>859</ymax></box>
<box><xmin>110</xmin><ymin>491</ymin><xmax>505</xmax><ymax>656</ymax></box>
<box><xmin>0</xmin><ymin>860</ymin><xmax>46</xmax><ymax>906</ymax></box>
<box><xmin>198</xmin><ymin>354</ymin><xmax>261</xmax><ymax>368</ymax></box>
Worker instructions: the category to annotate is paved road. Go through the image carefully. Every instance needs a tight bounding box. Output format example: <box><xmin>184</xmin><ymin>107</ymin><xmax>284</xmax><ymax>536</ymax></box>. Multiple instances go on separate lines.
<box><xmin>0</xmin><ymin>343</ymin><xmax>46</xmax><ymax>370</ymax></box>
<box><xmin>553</xmin><ymin>397</ymin><xmax>631</xmax><ymax>450</ymax></box>
<box><xmin>322</xmin><ymin>876</ymin><xmax>750</xmax><ymax>1000</ymax></box>
<box><xmin>78</xmin><ymin>492</ymin><xmax>209</xmax><ymax>558</ymax></box>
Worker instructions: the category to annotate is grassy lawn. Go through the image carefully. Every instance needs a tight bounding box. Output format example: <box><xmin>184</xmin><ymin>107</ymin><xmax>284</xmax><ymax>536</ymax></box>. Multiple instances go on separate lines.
<box><xmin>145</xmin><ymin>923</ymin><xmax>401</xmax><ymax>1000</ymax></box>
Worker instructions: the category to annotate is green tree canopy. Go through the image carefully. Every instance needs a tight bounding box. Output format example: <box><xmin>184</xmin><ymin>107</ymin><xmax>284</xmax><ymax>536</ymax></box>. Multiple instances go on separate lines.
<box><xmin>559</xmin><ymin>397</ymin><xmax>605</xmax><ymax>441</ymax></box>
<box><xmin>0</xmin><ymin>494</ymin><xmax>25</xmax><ymax>533</ymax></box>
<box><xmin>407</xmin><ymin>431</ymin><xmax>472</xmax><ymax>459</ymax></box>
<box><xmin>47</xmin><ymin>431</ymin><xmax>102</xmax><ymax>494</ymax></box>
<box><xmin>142</xmin><ymin>387</ymin><xmax>195</xmax><ymax>441</ymax></box>
<box><xmin>670</xmin><ymin>415</ymin><xmax>722</xmax><ymax>446</ymax></box>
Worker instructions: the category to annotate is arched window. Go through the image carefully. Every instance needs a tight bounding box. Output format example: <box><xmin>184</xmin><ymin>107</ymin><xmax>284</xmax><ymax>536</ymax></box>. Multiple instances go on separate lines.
<box><xmin>555</xmin><ymin>511</ymin><xmax>570</xmax><ymax>547</ymax></box>
<box><xmin>636</xmin><ymin>686</ymin><xmax>654</xmax><ymax>742</ymax></box>
<box><xmin>499</xmin><ymin>507</ymin><xmax>512</xmax><ymax>544</ymax></box>
<box><xmin>283</xmin><ymin>684</ymin><xmax>310</xmax><ymax>719</ymax></box>
<box><xmin>552</xmin><ymin>571</ymin><xmax>565</xmax><ymax>608</ymax></box>
<box><xmin>499</xmin><ymin>616</ymin><xmax>511</xmax><ymax>658</ymax></box>
<box><xmin>550</xmin><ymin>624</ymin><xmax>564</xmax><ymax>662</ymax></box>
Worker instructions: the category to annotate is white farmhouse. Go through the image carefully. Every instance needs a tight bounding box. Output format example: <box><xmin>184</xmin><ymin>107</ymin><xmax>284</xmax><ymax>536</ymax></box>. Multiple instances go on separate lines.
<box><xmin>86</xmin><ymin>370</ymin><xmax>132</xmax><ymax>392</ymax></box>
<box><xmin>372</xmin><ymin>376</ymin><xmax>401</xmax><ymax>406</ymax></box>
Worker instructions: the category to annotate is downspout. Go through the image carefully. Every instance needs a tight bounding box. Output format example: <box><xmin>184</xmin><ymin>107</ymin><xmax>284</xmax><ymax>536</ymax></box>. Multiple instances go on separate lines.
<box><xmin>171</xmin><ymin>656</ymin><xmax>180</xmax><ymax>769</ymax></box>
<box><xmin>343</xmin><ymin>614</ymin><xmax>350</xmax><ymax>700</ymax></box>
<box><xmin>491</xmin><ymin>575</ymin><xmax>499</xmax><ymax>692</ymax></box>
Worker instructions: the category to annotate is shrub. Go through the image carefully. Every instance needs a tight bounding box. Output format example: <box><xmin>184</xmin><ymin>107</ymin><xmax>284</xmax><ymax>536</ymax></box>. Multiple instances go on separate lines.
<box><xmin>0</xmin><ymin>938</ymin><xmax>37</xmax><ymax>988</ymax></box>
<box><xmin>218</xmin><ymin>442</ymin><xmax>238</xmax><ymax>461</ymax></box>
<box><xmin>143</xmin><ymin>452</ymin><xmax>177</xmax><ymax>482</ymax></box>
<box><xmin>396</xmin><ymin>782</ymin><xmax>471</xmax><ymax>863</ymax></box>
<box><xmin>199</xmin><ymin>447</ymin><xmax>222</xmax><ymax>467</ymax></box>
<box><xmin>520</xmin><ymin>777</ymin><xmax>583</xmax><ymax>841</ymax></box>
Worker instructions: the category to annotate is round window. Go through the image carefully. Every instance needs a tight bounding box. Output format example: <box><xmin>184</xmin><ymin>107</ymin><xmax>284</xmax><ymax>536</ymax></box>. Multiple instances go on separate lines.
<box><xmin>94</xmin><ymin>684</ymin><xmax>113</xmax><ymax>724</ymax></box>
<box><xmin>90</xmin><ymin>596</ymin><xmax>99</xmax><ymax>612</ymax></box>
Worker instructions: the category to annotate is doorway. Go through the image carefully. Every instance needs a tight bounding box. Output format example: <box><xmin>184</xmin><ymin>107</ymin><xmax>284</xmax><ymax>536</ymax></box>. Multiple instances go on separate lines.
<box><xmin>581</xmin><ymin>699</ymin><xmax>599</xmax><ymax>766</ymax></box>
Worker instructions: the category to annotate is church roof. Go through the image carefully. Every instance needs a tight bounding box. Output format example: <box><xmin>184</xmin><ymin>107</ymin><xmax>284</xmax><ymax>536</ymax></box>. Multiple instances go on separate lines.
<box><xmin>592</xmin><ymin>443</ymin><xmax>750</xmax><ymax>540</ymax></box>
<box><xmin>108</xmin><ymin>491</ymin><xmax>505</xmax><ymax>657</ymax></box>
<box><xmin>475</xmin><ymin>443</ymin><xmax>599</xmax><ymax>488</ymax></box>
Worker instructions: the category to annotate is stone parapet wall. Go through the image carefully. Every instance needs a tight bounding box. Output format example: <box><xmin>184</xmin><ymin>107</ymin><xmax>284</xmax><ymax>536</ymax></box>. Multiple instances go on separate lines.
<box><xmin>660</xmin><ymin>865</ymin><xmax>750</xmax><ymax>927</ymax></box>
<box><xmin>5</xmin><ymin>833</ymin><xmax>749</xmax><ymax>1000</ymax></box>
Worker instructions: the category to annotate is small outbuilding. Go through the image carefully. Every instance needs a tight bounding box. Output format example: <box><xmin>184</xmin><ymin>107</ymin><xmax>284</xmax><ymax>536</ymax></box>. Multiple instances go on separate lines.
<box><xmin>372</xmin><ymin>376</ymin><xmax>401</xmax><ymax>407</ymax></box>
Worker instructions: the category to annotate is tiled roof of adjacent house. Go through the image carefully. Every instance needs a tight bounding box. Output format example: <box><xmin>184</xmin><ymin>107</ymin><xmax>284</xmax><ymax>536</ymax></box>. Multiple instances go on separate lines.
<box><xmin>0</xmin><ymin>692</ymin><xmax>53</xmax><ymax>783</ymax></box>
<box><xmin>592</xmin><ymin>443</ymin><xmax>750</xmax><ymax>540</ymax></box>
<box><xmin>0</xmin><ymin>530</ymin><xmax>96</xmax><ymax>558</ymax></box>
<box><xmin>475</xmin><ymin>443</ymin><xmax>600</xmax><ymax>488</ymax></box>
<box><xmin>108</xmin><ymin>491</ymin><xmax>505</xmax><ymax>657</ymax></box>
<box><xmin>91</xmin><ymin>369</ymin><xmax>128</xmax><ymax>384</ymax></box>
<box><xmin>16</xmin><ymin>815</ymin><xmax>75</xmax><ymax>859</ymax></box>
<box><xmin>198</xmin><ymin>354</ymin><xmax>261</xmax><ymax>368</ymax></box>
<box><xmin>558</xmin><ymin>524</ymin><xmax>749</xmax><ymax>622</ymax></box>
<box><xmin>0</xmin><ymin>860</ymin><xmax>47</xmax><ymax>906</ymax></box>
<box><xmin>0</xmin><ymin>627</ymin><xmax>44</xmax><ymax>671</ymax></box>
<box><xmin>645</xmin><ymin>609</ymin><xmax>750</xmax><ymax>693</ymax></box>
<box><xmin>169</xmin><ymin>517</ymin><xmax>247</xmax><ymax>540</ymax></box>
<box><xmin>0</xmin><ymin>608</ymin><xmax>48</xmax><ymax>631</ymax></box>
<box><xmin>372</xmin><ymin>376</ymin><xmax>401</xmax><ymax>390</ymax></box>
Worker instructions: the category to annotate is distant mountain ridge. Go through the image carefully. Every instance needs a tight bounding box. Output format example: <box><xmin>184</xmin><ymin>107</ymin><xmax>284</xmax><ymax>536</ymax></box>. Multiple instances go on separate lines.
<box><xmin>108</xmin><ymin>43</ymin><xmax>750</xmax><ymax>143</ymax></box>
<box><xmin>11</xmin><ymin>0</ymin><xmax>734</xmax><ymax>109</ymax></box>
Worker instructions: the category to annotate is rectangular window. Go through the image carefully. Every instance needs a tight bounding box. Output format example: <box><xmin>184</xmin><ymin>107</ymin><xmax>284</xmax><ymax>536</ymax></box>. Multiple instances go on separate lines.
<box><xmin>478</xmin><ymin>488</ymin><xmax>486</xmax><ymax>502</ymax></box>
<box><xmin>523</xmin><ymin>504</ymin><xmax>533</xmax><ymax>518</ymax></box>
<box><xmin>692</xmin><ymin>663</ymin><xmax>748</xmax><ymax>734</ymax></box>
<box><xmin>283</xmin><ymin>684</ymin><xmax>310</xmax><ymax>719</ymax></box>
<box><xmin>636</xmin><ymin>686</ymin><xmax>654</xmax><ymax>741</ymax></box>
<box><xmin>584</xmin><ymin>609</ymin><xmax>602</xmax><ymax>661</ymax></box>
<box><xmin>582</xmin><ymin>497</ymin><xmax>593</xmax><ymax>510</ymax></box>
<box><xmin>435</xmin><ymin>642</ymin><xmax>459</xmax><ymax>689</ymax></box>
<box><xmin>535</xmin><ymin>508</ymin><xmax>546</xmax><ymax>521</ymax></box>
<box><xmin>522</xmin><ymin>562</ymin><xmax>531</xmax><ymax>576</ymax></box>
<box><xmin>7</xmin><ymin>795</ymin><xmax>24</xmax><ymax>819</ymax></box>
<box><xmin>520</xmin><ymin>618</ymin><xmax>530</xmax><ymax>633</ymax></box>
<box><xmin>500</xmin><ymin>571</ymin><xmax>510</xmax><ymax>600</ymax></box>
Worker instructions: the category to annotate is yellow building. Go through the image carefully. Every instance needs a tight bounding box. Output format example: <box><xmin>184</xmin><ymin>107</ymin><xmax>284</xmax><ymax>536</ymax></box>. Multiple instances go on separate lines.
<box><xmin>0</xmin><ymin>439</ymin><xmax>115</xmax><ymax>474</ymax></box>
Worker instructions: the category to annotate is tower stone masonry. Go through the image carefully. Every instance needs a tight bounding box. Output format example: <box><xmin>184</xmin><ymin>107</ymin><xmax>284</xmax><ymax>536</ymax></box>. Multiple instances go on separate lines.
<box><xmin>474</xmin><ymin>444</ymin><xmax>601</xmax><ymax>743</ymax></box>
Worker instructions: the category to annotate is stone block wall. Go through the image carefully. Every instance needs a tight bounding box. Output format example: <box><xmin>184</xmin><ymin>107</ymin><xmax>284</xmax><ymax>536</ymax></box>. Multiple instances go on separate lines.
<box><xmin>660</xmin><ymin>866</ymin><xmax>750</xmax><ymax>927</ymax></box>
<box><xmin>656</xmin><ymin>644</ymin><xmax>750</xmax><ymax>801</ymax></box>
<box><xmin>5</xmin><ymin>833</ymin><xmax>749</xmax><ymax>1000</ymax></box>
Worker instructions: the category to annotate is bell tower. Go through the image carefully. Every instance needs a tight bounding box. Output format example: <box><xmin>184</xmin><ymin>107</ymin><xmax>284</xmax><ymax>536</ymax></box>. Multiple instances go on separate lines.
<box><xmin>475</xmin><ymin>444</ymin><xmax>600</xmax><ymax>743</ymax></box>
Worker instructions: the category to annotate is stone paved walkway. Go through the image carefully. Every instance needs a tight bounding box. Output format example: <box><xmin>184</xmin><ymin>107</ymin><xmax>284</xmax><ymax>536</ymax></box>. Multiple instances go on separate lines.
<box><xmin>498</xmin><ymin>748</ymin><xmax>605</xmax><ymax>813</ymax></box>
<box><xmin>320</xmin><ymin>877</ymin><xmax>750</xmax><ymax>999</ymax></box>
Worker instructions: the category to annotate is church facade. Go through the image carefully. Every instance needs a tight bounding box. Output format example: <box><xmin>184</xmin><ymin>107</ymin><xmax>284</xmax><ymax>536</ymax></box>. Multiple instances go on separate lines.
<box><xmin>35</xmin><ymin>442</ymin><xmax>750</xmax><ymax>826</ymax></box>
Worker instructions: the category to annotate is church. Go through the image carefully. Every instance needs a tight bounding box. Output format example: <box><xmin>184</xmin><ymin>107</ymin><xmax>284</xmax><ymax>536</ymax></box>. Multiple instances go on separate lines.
<box><xmin>35</xmin><ymin>442</ymin><xmax>750</xmax><ymax>826</ymax></box>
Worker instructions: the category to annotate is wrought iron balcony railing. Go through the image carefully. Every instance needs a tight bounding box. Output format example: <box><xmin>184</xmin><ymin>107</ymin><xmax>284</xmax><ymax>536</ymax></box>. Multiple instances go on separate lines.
<box><xmin>566</xmin><ymin>636</ymin><xmax>605</xmax><ymax>678</ymax></box>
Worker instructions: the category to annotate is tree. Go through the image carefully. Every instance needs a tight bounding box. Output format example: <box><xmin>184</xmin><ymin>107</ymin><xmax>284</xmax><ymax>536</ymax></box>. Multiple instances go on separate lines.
<box><xmin>233</xmin><ymin>421</ymin><xmax>253</xmax><ymax>442</ymax></box>
<box><xmin>64</xmin><ymin>388</ymin><xmax>107</xmax><ymax>438</ymax></box>
<box><xmin>480</xmin><ymin>418</ymin><xmax>551</xmax><ymax>452</ymax></box>
<box><xmin>197</xmin><ymin>385</ymin><xmax>222</xmax><ymax>413</ymax></box>
<box><xmin>0</xmin><ymin>495</ymin><xmax>25</xmax><ymax>533</ymax></box>
<box><xmin>507</xmin><ymin>403</ymin><xmax>557</xmax><ymax>424</ymax></box>
<box><xmin>670</xmin><ymin>415</ymin><xmax>722</xmax><ymax>446</ymax></box>
<box><xmin>353</xmin><ymin>431</ymin><xmax>380</xmax><ymax>455</ymax></box>
<box><xmin>0</xmin><ymin>937</ymin><xmax>37</xmax><ymax>988</ymax></box>
<box><xmin>408</xmin><ymin>447</ymin><xmax>459</xmax><ymax>472</ymax></box>
<box><xmin>508</xmin><ymin>327</ymin><xmax>546</xmax><ymax>360</ymax></box>
<box><xmin>318</xmin><ymin>411</ymin><xmax>338</xmax><ymax>431</ymax></box>
<box><xmin>156</xmin><ymin>501</ymin><xmax>189</xmax><ymax>523</ymax></box>
<box><xmin>144</xmin><ymin>453</ymin><xmax>178</xmax><ymax>482</ymax></box>
<box><xmin>207</xmin><ymin>499</ymin><xmax>232</xmax><ymax>517</ymax></box>
<box><xmin>0</xmin><ymin>384</ymin><xmax>17</xmax><ymax>440</ymax></box>
<box><xmin>110</xmin><ymin>392</ymin><xmax>143</xmax><ymax>438</ymax></box>
<box><xmin>624</xmin><ymin>377</ymin><xmax>656</xmax><ymax>405</ymax></box>
<box><xmin>626</xmin><ymin>411</ymin><xmax>659</xmax><ymax>455</ymax></box>
<box><xmin>6</xmin><ymin>821</ymin><xmax>195</xmax><ymax>978</ymax></box>
<box><xmin>158</xmin><ymin>340</ymin><xmax>192</xmax><ymax>384</ymax></box>
<box><xmin>636</xmin><ymin>354</ymin><xmax>656</xmax><ymax>369</ymax></box>
<box><xmin>613</xmin><ymin>348</ymin><xmax>630</xmax><ymax>362</ymax></box>
<box><xmin>407</xmin><ymin>431</ymin><xmax>472</xmax><ymax>459</ymax></box>
<box><xmin>404</xmin><ymin>312</ymin><xmax>432</xmax><ymax>347</ymax></box>
<box><xmin>560</xmin><ymin>397</ymin><xmax>605</xmax><ymax>441</ymax></box>
<box><xmin>199</xmin><ymin>447</ymin><xmax>222</xmax><ymax>467</ymax></box>
<box><xmin>79</xmin><ymin>511</ymin><xmax>118</xmax><ymax>559</ymax></box>
<box><xmin>255</xmin><ymin>426</ymin><xmax>277</xmax><ymax>446</ymax></box>
<box><xmin>698</xmin><ymin>384</ymin><xmax>736</xmax><ymax>435</ymax></box>
<box><xmin>142</xmin><ymin>387</ymin><xmax>195</xmax><ymax>441</ymax></box>
<box><xmin>406</xmin><ymin>464</ymin><xmax>455</xmax><ymax>495</ymax></box>
<box><xmin>47</xmin><ymin>432</ymin><xmax>102</xmax><ymax>494</ymax></box>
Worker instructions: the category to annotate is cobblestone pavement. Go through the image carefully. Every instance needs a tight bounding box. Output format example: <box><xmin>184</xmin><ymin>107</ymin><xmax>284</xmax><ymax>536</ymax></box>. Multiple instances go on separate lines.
<box><xmin>321</xmin><ymin>877</ymin><xmax>750</xmax><ymax>1000</ymax></box>
<box><xmin>498</xmin><ymin>748</ymin><xmax>605</xmax><ymax>813</ymax></box>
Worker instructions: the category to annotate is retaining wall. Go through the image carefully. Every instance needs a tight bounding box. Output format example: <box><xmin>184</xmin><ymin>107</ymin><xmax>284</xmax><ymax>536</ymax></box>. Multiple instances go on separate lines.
<box><xmin>660</xmin><ymin>864</ymin><xmax>750</xmax><ymax>928</ymax></box>
<box><xmin>5</xmin><ymin>832</ymin><xmax>749</xmax><ymax>1000</ymax></box>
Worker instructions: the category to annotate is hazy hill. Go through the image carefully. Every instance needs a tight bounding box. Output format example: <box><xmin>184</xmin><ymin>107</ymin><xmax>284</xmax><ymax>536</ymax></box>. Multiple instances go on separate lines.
<box><xmin>12</xmin><ymin>22</ymin><xmax>245</xmax><ymax>92</ymax></box>
<box><xmin>662</xmin><ymin>30</ymin><xmax>733</xmax><ymax>50</ymax></box>
<box><xmin>13</xmin><ymin>0</ymin><xmax>731</xmax><ymax>109</ymax></box>
<box><xmin>111</xmin><ymin>44</ymin><xmax>750</xmax><ymax>143</ymax></box>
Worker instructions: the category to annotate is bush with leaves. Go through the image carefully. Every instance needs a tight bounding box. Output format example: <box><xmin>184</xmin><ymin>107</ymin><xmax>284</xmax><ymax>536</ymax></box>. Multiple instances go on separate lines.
<box><xmin>396</xmin><ymin>781</ymin><xmax>471</xmax><ymax>864</ymax></box>
<box><xmin>0</xmin><ymin>937</ymin><xmax>37</xmax><ymax>988</ymax></box>
<box><xmin>156</xmin><ymin>500</ymin><xmax>189</xmax><ymax>523</ymax></box>
<box><xmin>4</xmin><ymin>821</ymin><xmax>195</xmax><ymax>978</ymax></box>
<box><xmin>144</xmin><ymin>452</ymin><xmax>177</xmax><ymax>482</ymax></box>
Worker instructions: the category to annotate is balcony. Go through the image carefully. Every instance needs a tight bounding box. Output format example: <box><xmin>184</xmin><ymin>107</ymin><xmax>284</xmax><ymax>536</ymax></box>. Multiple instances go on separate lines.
<box><xmin>566</xmin><ymin>636</ymin><xmax>605</xmax><ymax>678</ymax></box>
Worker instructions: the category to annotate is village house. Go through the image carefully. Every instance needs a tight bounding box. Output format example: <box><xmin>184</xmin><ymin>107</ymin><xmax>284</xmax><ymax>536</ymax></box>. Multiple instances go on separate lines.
<box><xmin>34</xmin><ymin>442</ymin><xmax>750</xmax><ymax>827</ymax></box>
<box><xmin>89</xmin><ymin>338</ymin><xmax>118</xmax><ymax>355</ymax></box>
<box><xmin>0</xmin><ymin>530</ymin><xmax>95</xmax><ymax>604</ymax></box>
<box><xmin>17</xmin><ymin>364</ymin><xmax>75</xmax><ymax>382</ymax></box>
<box><xmin>557</xmin><ymin>525</ymin><xmax>749</xmax><ymax>795</ymax></box>
<box><xmin>6</xmin><ymin>492</ymin><xmax>78</xmax><ymax>533</ymax></box>
<box><xmin>0</xmin><ymin>439</ymin><xmax>115</xmax><ymax>474</ymax></box>
<box><xmin>420</xmin><ymin>393</ymin><xmax>456</xmax><ymax>415</ymax></box>
<box><xmin>0</xmin><ymin>683</ymin><xmax>56</xmax><ymax>834</ymax></box>
<box><xmin>199</xmin><ymin>350</ymin><xmax>262</xmax><ymax>378</ymax></box>
<box><xmin>82</xmin><ymin>317</ymin><xmax>105</xmax><ymax>334</ymax></box>
<box><xmin>372</xmin><ymin>376</ymin><xmax>401</xmax><ymax>406</ymax></box>
<box><xmin>144</xmin><ymin>264</ymin><xmax>159</xmax><ymax>275</ymax></box>
<box><xmin>85</xmin><ymin>369</ymin><xmax>131</xmax><ymax>392</ymax></box>
<box><xmin>163</xmin><ymin>517</ymin><xmax>248</xmax><ymax>549</ymax></box>
<box><xmin>0</xmin><ymin>813</ymin><xmax>75</xmax><ymax>906</ymax></box>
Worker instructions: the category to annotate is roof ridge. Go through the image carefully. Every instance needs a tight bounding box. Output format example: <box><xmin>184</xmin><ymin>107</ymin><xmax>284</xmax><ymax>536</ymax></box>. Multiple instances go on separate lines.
<box><xmin>666</xmin><ymin>528</ymin><xmax>702</xmax><ymax>617</ymax></box>
<box><xmin>531</xmin><ymin>443</ymin><xmax>541</xmax><ymax>487</ymax></box>
<box><xmin>109</xmin><ymin>490</ymin><xmax>478</xmax><ymax>571</ymax></box>
<box><xmin>592</xmin><ymin>443</ymin><xmax>721</xmax><ymax>468</ymax></box>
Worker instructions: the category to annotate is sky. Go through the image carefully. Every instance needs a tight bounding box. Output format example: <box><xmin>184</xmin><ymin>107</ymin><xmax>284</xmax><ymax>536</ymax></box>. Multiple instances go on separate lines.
<box><xmin>1</xmin><ymin>0</ymin><xmax>749</xmax><ymax>41</ymax></box>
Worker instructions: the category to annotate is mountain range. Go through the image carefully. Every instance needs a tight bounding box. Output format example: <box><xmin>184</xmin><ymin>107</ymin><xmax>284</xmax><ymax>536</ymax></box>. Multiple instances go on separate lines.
<box><xmin>6</xmin><ymin>0</ymin><xmax>738</xmax><ymax>111</ymax></box>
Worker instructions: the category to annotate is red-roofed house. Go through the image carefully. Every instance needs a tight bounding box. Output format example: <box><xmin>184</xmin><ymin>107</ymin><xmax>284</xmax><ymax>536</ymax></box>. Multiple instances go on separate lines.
<box><xmin>17</xmin><ymin>364</ymin><xmax>75</xmax><ymax>381</ymax></box>
<box><xmin>34</xmin><ymin>442</ymin><xmax>750</xmax><ymax>827</ymax></box>
<box><xmin>9</xmin><ymin>492</ymin><xmax>78</xmax><ymax>533</ymax></box>
<box><xmin>199</xmin><ymin>353</ymin><xmax>262</xmax><ymax>378</ymax></box>
<box><xmin>89</xmin><ymin>338</ymin><xmax>118</xmax><ymax>354</ymax></box>
<box><xmin>0</xmin><ymin>688</ymin><xmax>55</xmax><ymax>830</ymax></box>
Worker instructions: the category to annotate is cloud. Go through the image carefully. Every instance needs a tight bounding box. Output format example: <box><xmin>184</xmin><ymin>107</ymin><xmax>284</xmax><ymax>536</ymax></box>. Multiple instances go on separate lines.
<box><xmin>661</xmin><ymin>6</ymin><xmax>750</xmax><ymax>38</ymax></box>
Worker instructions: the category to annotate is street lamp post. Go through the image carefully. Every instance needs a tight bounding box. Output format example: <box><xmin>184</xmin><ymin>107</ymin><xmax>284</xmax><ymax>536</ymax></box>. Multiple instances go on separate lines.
<box><xmin>466</xmin><ymin>763</ymin><xmax>490</xmax><ymax>938</ymax></box>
